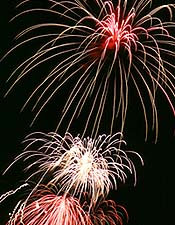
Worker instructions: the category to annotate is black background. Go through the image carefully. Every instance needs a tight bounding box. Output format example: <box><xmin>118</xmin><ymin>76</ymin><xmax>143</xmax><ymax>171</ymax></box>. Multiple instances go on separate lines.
<box><xmin>0</xmin><ymin>1</ymin><xmax>174</xmax><ymax>224</ymax></box>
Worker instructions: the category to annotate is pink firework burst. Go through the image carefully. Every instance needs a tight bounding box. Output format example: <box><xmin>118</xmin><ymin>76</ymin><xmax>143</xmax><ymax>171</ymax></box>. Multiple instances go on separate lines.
<box><xmin>3</xmin><ymin>0</ymin><xmax>175</xmax><ymax>139</ymax></box>
<box><xmin>3</xmin><ymin>132</ymin><xmax>143</xmax><ymax>207</ymax></box>
<box><xmin>6</xmin><ymin>185</ymin><xmax>92</xmax><ymax>225</ymax></box>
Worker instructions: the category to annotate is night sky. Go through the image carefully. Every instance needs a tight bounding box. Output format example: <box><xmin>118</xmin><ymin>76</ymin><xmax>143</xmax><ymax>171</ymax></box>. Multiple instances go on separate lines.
<box><xmin>0</xmin><ymin>1</ymin><xmax>174</xmax><ymax>224</ymax></box>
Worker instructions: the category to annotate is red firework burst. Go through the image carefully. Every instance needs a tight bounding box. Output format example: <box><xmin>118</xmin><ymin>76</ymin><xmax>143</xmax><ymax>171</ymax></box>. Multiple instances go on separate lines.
<box><xmin>7</xmin><ymin>187</ymin><xmax>92</xmax><ymax>225</ymax></box>
<box><xmin>81</xmin><ymin>192</ymin><xmax>128</xmax><ymax>225</ymax></box>
<box><xmin>91</xmin><ymin>199</ymin><xmax>128</xmax><ymax>225</ymax></box>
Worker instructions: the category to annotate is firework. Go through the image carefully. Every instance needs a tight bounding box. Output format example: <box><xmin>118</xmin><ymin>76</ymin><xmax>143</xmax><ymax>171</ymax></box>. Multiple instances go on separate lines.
<box><xmin>3</xmin><ymin>185</ymin><xmax>127</xmax><ymax>225</ymax></box>
<box><xmin>81</xmin><ymin>192</ymin><xmax>128</xmax><ymax>225</ymax></box>
<box><xmin>2</xmin><ymin>0</ymin><xmax>175</xmax><ymax>140</ymax></box>
<box><xmin>3</xmin><ymin>132</ymin><xmax>143</xmax><ymax>208</ymax></box>
<box><xmin>6</xmin><ymin>185</ymin><xmax>92</xmax><ymax>225</ymax></box>
<box><xmin>91</xmin><ymin>198</ymin><xmax>128</xmax><ymax>225</ymax></box>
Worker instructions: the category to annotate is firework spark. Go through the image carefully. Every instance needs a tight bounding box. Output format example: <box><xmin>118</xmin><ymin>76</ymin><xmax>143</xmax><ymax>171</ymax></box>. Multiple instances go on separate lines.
<box><xmin>3</xmin><ymin>0</ymin><xmax>175</xmax><ymax>140</ymax></box>
<box><xmin>6</xmin><ymin>185</ymin><xmax>92</xmax><ymax>225</ymax></box>
<box><xmin>3</xmin><ymin>132</ymin><xmax>143</xmax><ymax>207</ymax></box>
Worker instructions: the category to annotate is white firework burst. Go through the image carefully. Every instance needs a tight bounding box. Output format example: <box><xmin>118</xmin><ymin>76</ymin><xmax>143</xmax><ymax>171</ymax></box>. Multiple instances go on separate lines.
<box><xmin>3</xmin><ymin>132</ymin><xmax>143</xmax><ymax>207</ymax></box>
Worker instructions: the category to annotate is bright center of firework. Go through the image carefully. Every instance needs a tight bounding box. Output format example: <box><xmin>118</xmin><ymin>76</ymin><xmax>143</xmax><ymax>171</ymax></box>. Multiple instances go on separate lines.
<box><xmin>104</xmin><ymin>14</ymin><xmax>121</xmax><ymax>49</ymax></box>
<box><xmin>78</xmin><ymin>152</ymin><xmax>93</xmax><ymax>177</ymax></box>
<box><xmin>97</xmin><ymin>3</ymin><xmax>136</xmax><ymax>54</ymax></box>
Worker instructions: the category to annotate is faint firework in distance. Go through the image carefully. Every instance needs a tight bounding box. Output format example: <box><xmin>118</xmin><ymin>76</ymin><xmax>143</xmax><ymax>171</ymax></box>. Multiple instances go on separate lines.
<box><xmin>2</xmin><ymin>0</ymin><xmax>175</xmax><ymax>140</ymax></box>
<box><xmin>83</xmin><ymin>192</ymin><xmax>129</xmax><ymax>225</ymax></box>
<box><xmin>3</xmin><ymin>131</ymin><xmax>143</xmax><ymax>208</ymax></box>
